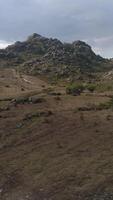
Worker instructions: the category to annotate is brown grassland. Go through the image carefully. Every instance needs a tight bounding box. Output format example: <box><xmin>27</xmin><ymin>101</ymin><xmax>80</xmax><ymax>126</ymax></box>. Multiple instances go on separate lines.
<box><xmin>0</xmin><ymin>69</ymin><xmax>113</xmax><ymax>199</ymax></box>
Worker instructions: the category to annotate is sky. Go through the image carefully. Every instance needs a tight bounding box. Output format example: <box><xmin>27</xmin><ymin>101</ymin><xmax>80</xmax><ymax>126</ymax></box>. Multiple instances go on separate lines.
<box><xmin>0</xmin><ymin>0</ymin><xmax>113</xmax><ymax>58</ymax></box>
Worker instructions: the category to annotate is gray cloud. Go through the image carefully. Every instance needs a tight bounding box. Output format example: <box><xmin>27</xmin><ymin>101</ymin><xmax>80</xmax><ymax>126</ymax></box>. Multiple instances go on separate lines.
<box><xmin>0</xmin><ymin>0</ymin><xmax>113</xmax><ymax>57</ymax></box>
<box><xmin>0</xmin><ymin>40</ymin><xmax>12</xmax><ymax>49</ymax></box>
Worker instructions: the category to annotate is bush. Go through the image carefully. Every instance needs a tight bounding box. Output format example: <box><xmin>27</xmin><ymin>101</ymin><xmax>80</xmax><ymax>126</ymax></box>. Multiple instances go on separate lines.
<box><xmin>66</xmin><ymin>83</ymin><xmax>85</xmax><ymax>96</ymax></box>
<box><xmin>86</xmin><ymin>83</ymin><xmax>96</xmax><ymax>92</ymax></box>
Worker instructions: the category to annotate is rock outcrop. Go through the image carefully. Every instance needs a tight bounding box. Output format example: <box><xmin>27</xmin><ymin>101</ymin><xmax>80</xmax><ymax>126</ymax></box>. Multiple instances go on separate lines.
<box><xmin>0</xmin><ymin>33</ymin><xmax>106</xmax><ymax>78</ymax></box>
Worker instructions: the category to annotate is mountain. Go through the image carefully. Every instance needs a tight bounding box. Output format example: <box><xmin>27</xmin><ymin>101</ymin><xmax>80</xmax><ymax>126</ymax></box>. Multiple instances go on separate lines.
<box><xmin>0</xmin><ymin>33</ymin><xmax>109</xmax><ymax>79</ymax></box>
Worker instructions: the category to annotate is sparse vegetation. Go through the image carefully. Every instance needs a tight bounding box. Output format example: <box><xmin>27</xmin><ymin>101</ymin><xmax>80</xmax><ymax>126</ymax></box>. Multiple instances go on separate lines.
<box><xmin>23</xmin><ymin>110</ymin><xmax>53</xmax><ymax>121</ymax></box>
<box><xmin>0</xmin><ymin>33</ymin><xmax>106</xmax><ymax>78</ymax></box>
<box><xmin>98</xmin><ymin>97</ymin><xmax>113</xmax><ymax>109</ymax></box>
<box><xmin>1</xmin><ymin>34</ymin><xmax>113</xmax><ymax>199</ymax></box>
<box><xmin>86</xmin><ymin>83</ymin><xmax>96</xmax><ymax>92</ymax></box>
<box><xmin>76</xmin><ymin>97</ymin><xmax>113</xmax><ymax>112</ymax></box>
<box><xmin>96</xmin><ymin>82</ymin><xmax>113</xmax><ymax>92</ymax></box>
<box><xmin>66</xmin><ymin>81</ymin><xmax>113</xmax><ymax>95</ymax></box>
<box><xmin>66</xmin><ymin>83</ymin><xmax>85</xmax><ymax>95</ymax></box>
<box><xmin>66</xmin><ymin>82</ymin><xmax>97</xmax><ymax>95</ymax></box>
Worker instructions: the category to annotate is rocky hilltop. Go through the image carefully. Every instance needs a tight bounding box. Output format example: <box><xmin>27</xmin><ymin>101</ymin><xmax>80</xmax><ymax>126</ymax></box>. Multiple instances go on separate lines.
<box><xmin>0</xmin><ymin>33</ymin><xmax>109</xmax><ymax>79</ymax></box>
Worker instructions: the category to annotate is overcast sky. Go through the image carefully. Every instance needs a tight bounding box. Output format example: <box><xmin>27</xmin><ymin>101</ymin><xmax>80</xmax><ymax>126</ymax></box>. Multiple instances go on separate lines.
<box><xmin>0</xmin><ymin>0</ymin><xmax>113</xmax><ymax>58</ymax></box>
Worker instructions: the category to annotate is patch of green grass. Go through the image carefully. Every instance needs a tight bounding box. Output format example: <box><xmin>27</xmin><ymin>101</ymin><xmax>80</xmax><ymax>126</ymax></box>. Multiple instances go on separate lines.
<box><xmin>84</xmin><ymin>82</ymin><xmax>113</xmax><ymax>93</ymax></box>
<box><xmin>98</xmin><ymin>97</ymin><xmax>113</xmax><ymax>110</ymax></box>
<box><xmin>0</xmin><ymin>100</ymin><xmax>10</xmax><ymax>107</ymax></box>
<box><xmin>96</xmin><ymin>82</ymin><xmax>113</xmax><ymax>92</ymax></box>
<box><xmin>66</xmin><ymin>81</ymin><xmax>113</xmax><ymax>95</ymax></box>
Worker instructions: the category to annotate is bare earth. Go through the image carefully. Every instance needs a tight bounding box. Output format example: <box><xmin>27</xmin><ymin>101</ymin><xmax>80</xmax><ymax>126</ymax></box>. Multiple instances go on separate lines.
<box><xmin>0</xmin><ymin>69</ymin><xmax>113</xmax><ymax>200</ymax></box>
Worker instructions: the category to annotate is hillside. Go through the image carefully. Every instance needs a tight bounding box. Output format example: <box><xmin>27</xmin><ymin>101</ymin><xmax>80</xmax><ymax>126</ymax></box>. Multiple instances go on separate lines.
<box><xmin>1</xmin><ymin>34</ymin><xmax>113</xmax><ymax>200</ymax></box>
<box><xmin>0</xmin><ymin>33</ymin><xmax>109</xmax><ymax>79</ymax></box>
<box><xmin>0</xmin><ymin>68</ymin><xmax>113</xmax><ymax>200</ymax></box>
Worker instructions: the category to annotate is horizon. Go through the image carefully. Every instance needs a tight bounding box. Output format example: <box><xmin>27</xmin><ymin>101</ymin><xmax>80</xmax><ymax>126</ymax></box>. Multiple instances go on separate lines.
<box><xmin>0</xmin><ymin>33</ymin><xmax>112</xmax><ymax>59</ymax></box>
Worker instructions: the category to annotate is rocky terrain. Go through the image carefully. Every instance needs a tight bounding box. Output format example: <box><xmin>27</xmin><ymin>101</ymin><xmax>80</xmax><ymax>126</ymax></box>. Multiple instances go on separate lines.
<box><xmin>1</xmin><ymin>34</ymin><xmax>113</xmax><ymax>200</ymax></box>
<box><xmin>0</xmin><ymin>33</ymin><xmax>110</xmax><ymax>80</ymax></box>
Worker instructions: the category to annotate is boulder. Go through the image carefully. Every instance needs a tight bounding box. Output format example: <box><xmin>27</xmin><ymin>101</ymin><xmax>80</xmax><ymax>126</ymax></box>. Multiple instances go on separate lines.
<box><xmin>28</xmin><ymin>96</ymin><xmax>45</xmax><ymax>104</ymax></box>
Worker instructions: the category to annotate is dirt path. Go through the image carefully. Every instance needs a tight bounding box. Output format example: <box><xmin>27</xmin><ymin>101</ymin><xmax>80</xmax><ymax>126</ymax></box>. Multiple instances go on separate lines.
<box><xmin>0</xmin><ymin>68</ymin><xmax>49</xmax><ymax>98</ymax></box>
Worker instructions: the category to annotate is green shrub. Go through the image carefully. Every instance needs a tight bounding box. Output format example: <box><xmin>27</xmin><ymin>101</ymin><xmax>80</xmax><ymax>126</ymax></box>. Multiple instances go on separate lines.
<box><xmin>86</xmin><ymin>83</ymin><xmax>96</xmax><ymax>92</ymax></box>
<box><xmin>66</xmin><ymin>83</ymin><xmax>85</xmax><ymax>95</ymax></box>
<box><xmin>66</xmin><ymin>82</ymin><xmax>113</xmax><ymax>95</ymax></box>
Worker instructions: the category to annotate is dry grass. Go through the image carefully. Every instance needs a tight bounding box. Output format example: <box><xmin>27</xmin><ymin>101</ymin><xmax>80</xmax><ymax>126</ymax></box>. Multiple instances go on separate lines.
<box><xmin>0</xmin><ymin>69</ymin><xmax>113</xmax><ymax>199</ymax></box>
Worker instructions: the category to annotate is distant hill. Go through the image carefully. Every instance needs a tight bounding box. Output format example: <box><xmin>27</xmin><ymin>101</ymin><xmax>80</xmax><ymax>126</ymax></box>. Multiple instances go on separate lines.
<box><xmin>0</xmin><ymin>33</ymin><xmax>110</xmax><ymax>79</ymax></box>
